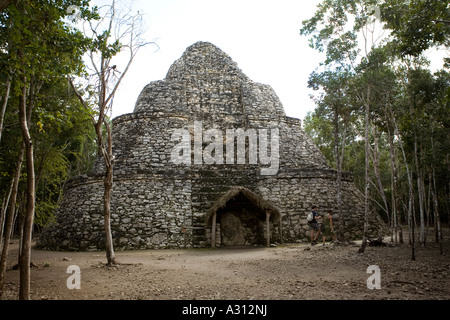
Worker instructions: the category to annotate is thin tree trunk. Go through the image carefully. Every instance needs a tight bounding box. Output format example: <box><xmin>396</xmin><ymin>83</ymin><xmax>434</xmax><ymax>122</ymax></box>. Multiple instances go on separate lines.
<box><xmin>0</xmin><ymin>143</ymin><xmax>25</xmax><ymax>296</ymax></box>
<box><xmin>430</xmin><ymin>129</ymin><xmax>443</xmax><ymax>254</ymax></box>
<box><xmin>431</xmin><ymin>170</ymin><xmax>443</xmax><ymax>254</ymax></box>
<box><xmin>333</xmin><ymin>109</ymin><xmax>346</xmax><ymax>241</ymax></box>
<box><xmin>406</xmin><ymin>160</ymin><xmax>415</xmax><ymax>260</ymax></box>
<box><xmin>0</xmin><ymin>197</ymin><xmax>5</xmax><ymax>246</ymax></box>
<box><xmin>410</xmin><ymin>197</ymin><xmax>416</xmax><ymax>260</ymax></box>
<box><xmin>426</xmin><ymin>177</ymin><xmax>431</xmax><ymax>229</ymax></box>
<box><xmin>412</xmin><ymin>117</ymin><xmax>426</xmax><ymax>245</ymax></box>
<box><xmin>448</xmin><ymin>154</ymin><xmax>450</xmax><ymax>231</ymax></box>
<box><xmin>68</xmin><ymin>77</ymin><xmax>117</xmax><ymax>266</ymax></box>
<box><xmin>371</xmin><ymin>128</ymin><xmax>390</xmax><ymax>234</ymax></box>
<box><xmin>358</xmin><ymin>98</ymin><xmax>370</xmax><ymax>254</ymax></box>
<box><xmin>17</xmin><ymin>198</ymin><xmax>24</xmax><ymax>261</ymax></box>
<box><xmin>0</xmin><ymin>79</ymin><xmax>11</xmax><ymax>145</ymax></box>
<box><xmin>104</xmin><ymin>167</ymin><xmax>115</xmax><ymax>265</ymax></box>
<box><xmin>100</xmin><ymin>59</ymin><xmax>115</xmax><ymax>265</ymax></box>
<box><xmin>387</xmin><ymin>126</ymin><xmax>398</xmax><ymax>243</ymax></box>
<box><xmin>0</xmin><ymin>164</ymin><xmax>15</xmax><ymax>247</ymax></box>
<box><xmin>0</xmin><ymin>188</ymin><xmax>11</xmax><ymax>248</ymax></box>
<box><xmin>65</xmin><ymin>2</ymin><xmax>147</xmax><ymax>264</ymax></box>
<box><xmin>103</xmin><ymin>149</ymin><xmax>115</xmax><ymax>266</ymax></box>
<box><xmin>18</xmin><ymin>77</ymin><xmax>36</xmax><ymax>300</ymax></box>
<box><xmin>416</xmin><ymin>164</ymin><xmax>426</xmax><ymax>246</ymax></box>
<box><xmin>387</xmin><ymin>111</ymin><xmax>403</xmax><ymax>244</ymax></box>
<box><xmin>389</xmin><ymin>105</ymin><xmax>414</xmax><ymax>257</ymax></box>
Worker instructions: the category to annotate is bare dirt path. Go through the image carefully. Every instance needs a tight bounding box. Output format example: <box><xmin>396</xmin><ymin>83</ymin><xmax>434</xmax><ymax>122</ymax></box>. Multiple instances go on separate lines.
<box><xmin>1</xmin><ymin>232</ymin><xmax>449</xmax><ymax>301</ymax></box>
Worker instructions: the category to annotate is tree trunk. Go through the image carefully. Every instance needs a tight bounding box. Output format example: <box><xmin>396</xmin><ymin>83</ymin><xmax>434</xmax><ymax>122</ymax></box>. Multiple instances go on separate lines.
<box><xmin>410</xmin><ymin>195</ymin><xmax>415</xmax><ymax>260</ymax></box>
<box><xmin>390</xmin><ymin>106</ymin><xmax>414</xmax><ymax>258</ymax></box>
<box><xmin>0</xmin><ymin>143</ymin><xmax>25</xmax><ymax>296</ymax></box>
<box><xmin>358</xmin><ymin>99</ymin><xmax>370</xmax><ymax>254</ymax></box>
<box><xmin>333</xmin><ymin>109</ymin><xmax>346</xmax><ymax>241</ymax></box>
<box><xmin>426</xmin><ymin>178</ymin><xmax>431</xmax><ymax>229</ymax></box>
<box><xmin>68</xmin><ymin>76</ymin><xmax>117</xmax><ymax>266</ymax></box>
<box><xmin>0</xmin><ymin>79</ymin><xmax>11</xmax><ymax>146</ymax></box>
<box><xmin>415</xmin><ymin>157</ymin><xmax>426</xmax><ymax>246</ymax></box>
<box><xmin>67</xmin><ymin>2</ymin><xmax>149</xmax><ymax>264</ymax></box>
<box><xmin>0</xmin><ymin>187</ymin><xmax>11</xmax><ymax>248</ymax></box>
<box><xmin>18</xmin><ymin>79</ymin><xmax>35</xmax><ymax>300</ymax></box>
<box><xmin>430</xmin><ymin>131</ymin><xmax>443</xmax><ymax>254</ymax></box>
<box><xmin>387</xmin><ymin>127</ymin><xmax>399</xmax><ymax>243</ymax></box>
<box><xmin>410</xmin><ymin>105</ymin><xmax>426</xmax><ymax>246</ymax></box>
<box><xmin>104</xmin><ymin>162</ymin><xmax>115</xmax><ymax>266</ymax></box>
<box><xmin>431</xmin><ymin>170</ymin><xmax>442</xmax><ymax>254</ymax></box>
<box><xmin>103</xmin><ymin>116</ymin><xmax>115</xmax><ymax>266</ymax></box>
<box><xmin>371</xmin><ymin>128</ymin><xmax>390</xmax><ymax>234</ymax></box>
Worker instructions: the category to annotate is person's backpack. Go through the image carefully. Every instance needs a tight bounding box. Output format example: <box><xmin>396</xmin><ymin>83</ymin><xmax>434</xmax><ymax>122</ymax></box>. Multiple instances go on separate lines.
<box><xmin>307</xmin><ymin>211</ymin><xmax>313</xmax><ymax>222</ymax></box>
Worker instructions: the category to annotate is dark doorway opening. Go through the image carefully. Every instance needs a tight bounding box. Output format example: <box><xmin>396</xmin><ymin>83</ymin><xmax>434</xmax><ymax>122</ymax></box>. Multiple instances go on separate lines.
<box><xmin>206</xmin><ymin>186</ymin><xmax>281</xmax><ymax>248</ymax></box>
<box><xmin>217</xmin><ymin>193</ymin><xmax>266</xmax><ymax>246</ymax></box>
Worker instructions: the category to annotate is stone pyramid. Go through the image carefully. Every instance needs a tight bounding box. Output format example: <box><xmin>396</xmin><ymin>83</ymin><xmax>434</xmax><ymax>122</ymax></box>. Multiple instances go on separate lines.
<box><xmin>37</xmin><ymin>42</ymin><xmax>387</xmax><ymax>250</ymax></box>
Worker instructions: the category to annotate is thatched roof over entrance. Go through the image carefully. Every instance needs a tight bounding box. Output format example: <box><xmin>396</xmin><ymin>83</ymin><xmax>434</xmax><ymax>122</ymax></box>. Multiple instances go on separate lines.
<box><xmin>205</xmin><ymin>186</ymin><xmax>281</xmax><ymax>225</ymax></box>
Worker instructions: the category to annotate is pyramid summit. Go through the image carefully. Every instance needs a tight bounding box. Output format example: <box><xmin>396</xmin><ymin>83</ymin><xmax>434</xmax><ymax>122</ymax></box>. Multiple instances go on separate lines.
<box><xmin>134</xmin><ymin>41</ymin><xmax>284</xmax><ymax>119</ymax></box>
<box><xmin>37</xmin><ymin>42</ymin><xmax>387</xmax><ymax>250</ymax></box>
<box><xmin>165</xmin><ymin>41</ymin><xmax>249</xmax><ymax>81</ymax></box>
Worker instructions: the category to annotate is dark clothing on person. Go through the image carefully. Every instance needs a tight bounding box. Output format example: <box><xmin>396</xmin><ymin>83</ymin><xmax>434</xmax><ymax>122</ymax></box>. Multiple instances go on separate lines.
<box><xmin>308</xmin><ymin>210</ymin><xmax>320</xmax><ymax>231</ymax></box>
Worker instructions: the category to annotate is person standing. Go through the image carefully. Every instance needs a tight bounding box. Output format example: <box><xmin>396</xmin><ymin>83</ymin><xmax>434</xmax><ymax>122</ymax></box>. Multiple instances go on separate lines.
<box><xmin>308</xmin><ymin>206</ymin><xmax>321</xmax><ymax>245</ymax></box>
<box><xmin>321</xmin><ymin>210</ymin><xmax>336</xmax><ymax>246</ymax></box>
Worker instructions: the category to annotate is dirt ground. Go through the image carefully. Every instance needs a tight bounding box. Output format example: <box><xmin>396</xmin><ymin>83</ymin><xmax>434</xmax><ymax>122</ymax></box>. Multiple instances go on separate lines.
<box><xmin>1</xmin><ymin>230</ymin><xmax>450</xmax><ymax>301</ymax></box>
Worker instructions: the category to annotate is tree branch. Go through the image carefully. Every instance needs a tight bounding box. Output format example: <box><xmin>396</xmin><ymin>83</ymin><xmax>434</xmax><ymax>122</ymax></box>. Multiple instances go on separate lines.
<box><xmin>67</xmin><ymin>77</ymin><xmax>96</xmax><ymax>127</ymax></box>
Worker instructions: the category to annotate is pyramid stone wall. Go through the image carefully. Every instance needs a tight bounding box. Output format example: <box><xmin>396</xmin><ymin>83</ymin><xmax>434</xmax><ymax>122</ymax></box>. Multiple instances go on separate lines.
<box><xmin>37</xmin><ymin>42</ymin><xmax>387</xmax><ymax>250</ymax></box>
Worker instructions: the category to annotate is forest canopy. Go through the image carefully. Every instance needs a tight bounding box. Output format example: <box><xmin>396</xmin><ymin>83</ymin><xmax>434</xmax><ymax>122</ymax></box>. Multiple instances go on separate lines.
<box><xmin>300</xmin><ymin>0</ymin><xmax>449</xmax><ymax>249</ymax></box>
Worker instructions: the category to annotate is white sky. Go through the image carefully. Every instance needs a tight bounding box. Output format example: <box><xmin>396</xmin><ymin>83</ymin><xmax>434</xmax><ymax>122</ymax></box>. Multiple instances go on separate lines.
<box><xmin>104</xmin><ymin>0</ymin><xmax>325</xmax><ymax>121</ymax></box>
<box><xmin>86</xmin><ymin>0</ymin><xmax>446</xmax><ymax>121</ymax></box>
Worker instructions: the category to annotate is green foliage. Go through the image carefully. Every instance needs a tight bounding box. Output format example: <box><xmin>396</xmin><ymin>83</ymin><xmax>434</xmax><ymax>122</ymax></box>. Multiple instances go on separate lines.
<box><xmin>381</xmin><ymin>0</ymin><xmax>450</xmax><ymax>56</ymax></box>
<box><xmin>0</xmin><ymin>0</ymin><xmax>98</xmax><ymax>229</ymax></box>
<box><xmin>301</xmin><ymin>0</ymin><xmax>450</xmax><ymax>227</ymax></box>
<box><xmin>300</xmin><ymin>0</ymin><xmax>381</xmax><ymax>66</ymax></box>
<box><xmin>1</xmin><ymin>1</ymin><xmax>95</xmax><ymax>86</ymax></box>
<box><xmin>305</xmin><ymin>68</ymin><xmax>358</xmax><ymax>171</ymax></box>
<box><xmin>303</xmin><ymin>111</ymin><xmax>334</xmax><ymax>163</ymax></box>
